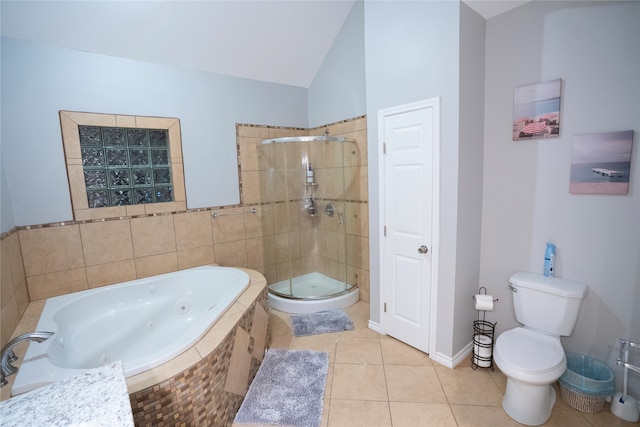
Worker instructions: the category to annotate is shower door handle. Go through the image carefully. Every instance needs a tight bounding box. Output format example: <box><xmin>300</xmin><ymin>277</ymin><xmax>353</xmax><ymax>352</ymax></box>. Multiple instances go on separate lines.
<box><xmin>418</xmin><ymin>245</ymin><xmax>428</xmax><ymax>254</ymax></box>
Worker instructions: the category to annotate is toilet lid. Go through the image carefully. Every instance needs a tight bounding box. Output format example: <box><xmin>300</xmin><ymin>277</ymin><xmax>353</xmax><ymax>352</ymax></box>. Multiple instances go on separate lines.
<box><xmin>495</xmin><ymin>328</ymin><xmax>564</xmax><ymax>374</ymax></box>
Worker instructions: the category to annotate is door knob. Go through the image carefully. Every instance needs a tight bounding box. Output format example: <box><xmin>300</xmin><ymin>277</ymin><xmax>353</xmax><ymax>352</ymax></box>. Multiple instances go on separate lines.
<box><xmin>418</xmin><ymin>245</ymin><xmax>428</xmax><ymax>254</ymax></box>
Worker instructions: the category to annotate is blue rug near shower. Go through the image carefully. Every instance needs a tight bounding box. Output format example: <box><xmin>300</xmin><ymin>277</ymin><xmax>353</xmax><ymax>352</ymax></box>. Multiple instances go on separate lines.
<box><xmin>290</xmin><ymin>309</ymin><xmax>354</xmax><ymax>337</ymax></box>
<box><xmin>234</xmin><ymin>349</ymin><xmax>329</xmax><ymax>427</ymax></box>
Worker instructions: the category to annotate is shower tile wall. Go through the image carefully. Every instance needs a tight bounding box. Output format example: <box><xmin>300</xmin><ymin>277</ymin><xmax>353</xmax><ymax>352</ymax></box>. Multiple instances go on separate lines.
<box><xmin>237</xmin><ymin>116</ymin><xmax>369</xmax><ymax>300</ymax></box>
<box><xmin>0</xmin><ymin>115</ymin><xmax>369</xmax><ymax>350</ymax></box>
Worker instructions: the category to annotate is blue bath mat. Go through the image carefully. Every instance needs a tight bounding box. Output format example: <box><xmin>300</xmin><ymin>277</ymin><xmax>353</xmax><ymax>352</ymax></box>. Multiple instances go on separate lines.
<box><xmin>290</xmin><ymin>309</ymin><xmax>355</xmax><ymax>336</ymax></box>
<box><xmin>234</xmin><ymin>349</ymin><xmax>329</xmax><ymax>427</ymax></box>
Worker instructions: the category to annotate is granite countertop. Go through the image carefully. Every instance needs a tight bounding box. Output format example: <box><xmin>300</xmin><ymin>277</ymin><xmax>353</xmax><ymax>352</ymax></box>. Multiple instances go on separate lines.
<box><xmin>0</xmin><ymin>361</ymin><xmax>134</xmax><ymax>427</ymax></box>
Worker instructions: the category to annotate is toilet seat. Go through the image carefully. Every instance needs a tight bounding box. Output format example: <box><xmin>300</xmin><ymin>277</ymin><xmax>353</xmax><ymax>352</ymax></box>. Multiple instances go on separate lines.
<box><xmin>494</xmin><ymin>328</ymin><xmax>566</xmax><ymax>384</ymax></box>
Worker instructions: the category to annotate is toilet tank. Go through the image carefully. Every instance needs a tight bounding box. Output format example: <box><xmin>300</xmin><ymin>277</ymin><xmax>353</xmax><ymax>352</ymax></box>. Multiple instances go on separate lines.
<box><xmin>509</xmin><ymin>272</ymin><xmax>588</xmax><ymax>336</ymax></box>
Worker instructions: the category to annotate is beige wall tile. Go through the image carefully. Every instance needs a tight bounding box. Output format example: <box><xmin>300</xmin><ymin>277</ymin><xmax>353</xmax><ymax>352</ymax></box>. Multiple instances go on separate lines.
<box><xmin>224</xmin><ymin>327</ymin><xmax>252</xmax><ymax>396</ymax></box>
<box><xmin>343</xmin><ymin>129</ymin><xmax>368</xmax><ymax>167</ymax></box>
<box><xmin>177</xmin><ymin>246</ymin><xmax>215</xmax><ymax>270</ymax></box>
<box><xmin>80</xmin><ymin>219</ymin><xmax>134</xmax><ymax>266</ymax></box>
<box><xmin>75</xmin><ymin>206</ymin><xmax>127</xmax><ymax>222</ymax></box>
<box><xmin>86</xmin><ymin>259</ymin><xmax>137</xmax><ymax>289</ymax></box>
<box><xmin>213</xmin><ymin>240</ymin><xmax>247</xmax><ymax>268</ymax></box>
<box><xmin>346</xmin><ymin>235</ymin><xmax>369</xmax><ymax>271</ymax></box>
<box><xmin>244</xmin><ymin>206</ymin><xmax>274</xmax><ymax>239</ymax></box>
<box><xmin>130</xmin><ymin>215</ymin><xmax>176</xmax><ymax>258</ymax></box>
<box><xmin>27</xmin><ymin>267</ymin><xmax>88</xmax><ymax>301</ymax></box>
<box><xmin>345</xmin><ymin>202</ymin><xmax>369</xmax><ymax>237</ymax></box>
<box><xmin>62</xmin><ymin>111</ymin><xmax>116</xmax><ymax>127</ymax></box>
<box><xmin>135</xmin><ymin>252</ymin><xmax>178</xmax><ymax>278</ymax></box>
<box><xmin>1</xmin><ymin>242</ymin><xmax>15</xmax><ymax>306</ymax></box>
<box><xmin>174</xmin><ymin>211</ymin><xmax>213</xmax><ymax>250</ymax></box>
<box><xmin>237</xmin><ymin>125</ymin><xmax>269</xmax><ymax>138</ymax></box>
<box><xmin>246</xmin><ymin>237</ymin><xmax>266</xmax><ymax>270</ymax></box>
<box><xmin>238</xmin><ymin>137</ymin><xmax>260</xmax><ymax>172</ymax></box>
<box><xmin>348</xmin><ymin>266</ymin><xmax>370</xmax><ymax>302</ymax></box>
<box><xmin>212</xmin><ymin>210</ymin><xmax>246</xmax><ymax>244</ymax></box>
<box><xmin>125</xmin><ymin>204</ymin><xmax>146</xmax><ymax>217</ymax></box>
<box><xmin>115</xmin><ymin>114</ymin><xmax>136</xmax><ymax>127</ymax></box>
<box><xmin>270</xmin><ymin>170</ymin><xmax>287</xmax><ymax>202</ymax></box>
<box><xmin>344</xmin><ymin>165</ymin><xmax>368</xmax><ymax>202</ymax></box>
<box><xmin>240</xmin><ymin>170</ymin><xmax>261</xmax><ymax>205</ymax></box>
<box><xmin>19</xmin><ymin>226</ymin><xmax>85</xmax><ymax>276</ymax></box>
<box><xmin>1</xmin><ymin>295</ymin><xmax>19</xmax><ymax>346</ymax></box>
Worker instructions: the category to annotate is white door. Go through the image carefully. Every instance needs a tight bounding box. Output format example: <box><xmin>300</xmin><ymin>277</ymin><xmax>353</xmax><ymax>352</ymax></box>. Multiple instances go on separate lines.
<box><xmin>379</xmin><ymin>98</ymin><xmax>440</xmax><ymax>354</ymax></box>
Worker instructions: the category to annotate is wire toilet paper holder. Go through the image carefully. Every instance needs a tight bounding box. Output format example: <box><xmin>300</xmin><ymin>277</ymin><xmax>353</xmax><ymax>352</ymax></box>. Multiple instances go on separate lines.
<box><xmin>472</xmin><ymin>287</ymin><xmax>498</xmax><ymax>370</ymax></box>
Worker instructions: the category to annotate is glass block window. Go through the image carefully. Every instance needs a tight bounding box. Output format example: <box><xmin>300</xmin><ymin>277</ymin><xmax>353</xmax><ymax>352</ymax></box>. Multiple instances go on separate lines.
<box><xmin>79</xmin><ymin>126</ymin><xmax>173</xmax><ymax>208</ymax></box>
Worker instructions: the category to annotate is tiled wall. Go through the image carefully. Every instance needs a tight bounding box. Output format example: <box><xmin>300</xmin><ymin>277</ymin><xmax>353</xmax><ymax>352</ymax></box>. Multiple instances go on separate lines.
<box><xmin>0</xmin><ymin>116</ymin><xmax>369</xmax><ymax>349</ymax></box>
<box><xmin>1</xmin><ymin>230</ymin><xmax>30</xmax><ymax>346</ymax></box>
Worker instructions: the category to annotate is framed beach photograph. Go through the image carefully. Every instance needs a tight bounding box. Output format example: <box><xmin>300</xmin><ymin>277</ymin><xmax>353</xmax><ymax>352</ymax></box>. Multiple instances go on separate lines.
<box><xmin>513</xmin><ymin>79</ymin><xmax>562</xmax><ymax>141</ymax></box>
<box><xmin>569</xmin><ymin>130</ymin><xmax>634</xmax><ymax>195</ymax></box>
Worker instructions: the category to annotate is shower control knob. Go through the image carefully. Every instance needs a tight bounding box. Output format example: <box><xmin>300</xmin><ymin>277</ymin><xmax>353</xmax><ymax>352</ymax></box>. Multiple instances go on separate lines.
<box><xmin>418</xmin><ymin>245</ymin><xmax>428</xmax><ymax>254</ymax></box>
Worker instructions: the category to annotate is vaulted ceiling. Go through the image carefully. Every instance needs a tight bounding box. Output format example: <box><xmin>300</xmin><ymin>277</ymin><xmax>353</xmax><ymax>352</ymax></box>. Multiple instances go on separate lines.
<box><xmin>1</xmin><ymin>1</ymin><xmax>530</xmax><ymax>88</ymax></box>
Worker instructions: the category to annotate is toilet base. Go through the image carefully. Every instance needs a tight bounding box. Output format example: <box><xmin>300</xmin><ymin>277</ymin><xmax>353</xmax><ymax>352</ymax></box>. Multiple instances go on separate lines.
<box><xmin>502</xmin><ymin>378</ymin><xmax>556</xmax><ymax>426</ymax></box>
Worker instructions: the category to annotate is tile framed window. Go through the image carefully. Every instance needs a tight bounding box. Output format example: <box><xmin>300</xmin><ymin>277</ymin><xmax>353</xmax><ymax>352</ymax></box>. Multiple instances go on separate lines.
<box><xmin>60</xmin><ymin>111</ymin><xmax>186</xmax><ymax>221</ymax></box>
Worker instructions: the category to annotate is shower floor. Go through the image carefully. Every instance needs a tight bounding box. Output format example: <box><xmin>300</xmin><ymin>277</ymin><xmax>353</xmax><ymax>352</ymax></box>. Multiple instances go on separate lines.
<box><xmin>268</xmin><ymin>272</ymin><xmax>359</xmax><ymax>314</ymax></box>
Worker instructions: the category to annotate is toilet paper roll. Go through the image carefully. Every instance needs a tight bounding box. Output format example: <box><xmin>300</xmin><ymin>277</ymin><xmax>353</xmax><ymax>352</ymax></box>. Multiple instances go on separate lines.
<box><xmin>474</xmin><ymin>294</ymin><xmax>494</xmax><ymax>311</ymax></box>
<box><xmin>474</xmin><ymin>334</ymin><xmax>492</xmax><ymax>367</ymax></box>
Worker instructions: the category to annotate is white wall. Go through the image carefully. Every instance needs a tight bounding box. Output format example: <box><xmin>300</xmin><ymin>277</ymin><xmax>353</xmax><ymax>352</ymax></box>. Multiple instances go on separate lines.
<box><xmin>481</xmin><ymin>0</ymin><xmax>640</xmax><ymax>394</ymax></box>
<box><xmin>0</xmin><ymin>37</ymin><xmax>308</xmax><ymax>231</ymax></box>
<box><xmin>454</xmin><ymin>2</ymin><xmax>486</xmax><ymax>355</ymax></box>
<box><xmin>308</xmin><ymin>0</ymin><xmax>365</xmax><ymax>128</ymax></box>
<box><xmin>365</xmin><ymin>0</ymin><xmax>477</xmax><ymax>361</ymax></box>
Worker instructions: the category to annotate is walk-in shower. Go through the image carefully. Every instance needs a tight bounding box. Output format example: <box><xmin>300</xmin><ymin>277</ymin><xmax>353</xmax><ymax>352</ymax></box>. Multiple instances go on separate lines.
<box><xmin>259</xmin><ymin>131</ymin><xmax>359</xmax><ymax>313</ymax></box>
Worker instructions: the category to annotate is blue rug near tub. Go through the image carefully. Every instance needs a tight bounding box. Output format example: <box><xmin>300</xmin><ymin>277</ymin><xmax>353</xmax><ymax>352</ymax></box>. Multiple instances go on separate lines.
<box><xmin>234</xmin><ymin>349</ymin><xmax>329</xmax><ymax>427</ymax></box>
<box><xmin>290</xmin><ymin>310</ymin><xmax>355</xmax><ymax>337</ymax></box>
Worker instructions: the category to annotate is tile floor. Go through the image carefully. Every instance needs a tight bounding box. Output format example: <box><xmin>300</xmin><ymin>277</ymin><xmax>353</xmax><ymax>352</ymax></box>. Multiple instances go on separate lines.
<box><xmin>255</xmin><ymin>301</ymin><xmax>636</xmax><ymax>427</ymax></box>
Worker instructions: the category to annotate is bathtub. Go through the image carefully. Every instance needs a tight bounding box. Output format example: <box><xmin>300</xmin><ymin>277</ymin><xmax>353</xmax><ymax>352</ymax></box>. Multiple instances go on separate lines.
<box><xmin>12</xmin><ymin>265</ymin><xmax>250</xmax><ymax>396</ymax></box>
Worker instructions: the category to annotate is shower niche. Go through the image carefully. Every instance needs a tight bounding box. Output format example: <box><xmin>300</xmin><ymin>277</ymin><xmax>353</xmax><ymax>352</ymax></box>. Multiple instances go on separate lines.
<box><xmin>258</xmin><ymin>133</ymin><xmax>359</xmax><ymax>313</ymax></box>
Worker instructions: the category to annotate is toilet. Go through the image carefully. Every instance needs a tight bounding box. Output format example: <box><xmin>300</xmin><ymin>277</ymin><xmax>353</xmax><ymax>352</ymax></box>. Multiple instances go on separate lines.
<box><xmin>493</xmin><ymin>272</ymin><xmax>588</xmax><ymax>426</ymax></box>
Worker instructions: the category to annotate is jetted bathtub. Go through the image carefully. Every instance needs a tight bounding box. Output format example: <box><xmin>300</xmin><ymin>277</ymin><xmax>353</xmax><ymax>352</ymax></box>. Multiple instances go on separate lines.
<box><xmin>12</xmin><ymin>265</ymin><xmax>250</xmax><ymax>395</ymax></box>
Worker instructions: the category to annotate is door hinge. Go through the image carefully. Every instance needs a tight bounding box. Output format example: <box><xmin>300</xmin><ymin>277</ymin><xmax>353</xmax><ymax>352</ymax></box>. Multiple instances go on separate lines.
<box><xmin>384</xmin><ymin>302</ymin><xmax>387</xmax><ymax>313</ymax></box>
<box><xmin>383</xmin><ymin>142</ymin><xmax>386</xmax><ymax>154</ymax></box>
<box><xmin>384</xmin><ymin>226</ymin><xmax>387</xmax><ymax>236</ymax></box>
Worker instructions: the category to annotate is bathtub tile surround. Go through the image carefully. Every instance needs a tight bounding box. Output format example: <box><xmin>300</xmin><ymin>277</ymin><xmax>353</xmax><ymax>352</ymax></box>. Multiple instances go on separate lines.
<box><xmin>3</xmin><ymin>268</ymin><xmax>270</xmax><ymax>426</ymax></box>
<box><xmin>0</xmin><ymin>115</ymin><xmax>369</xmax><ymax>355</ymax></box>
<box><xmin>129</xmin><ymin>276</ymin><xmax>270</xmax><ymax>426</ymax></box>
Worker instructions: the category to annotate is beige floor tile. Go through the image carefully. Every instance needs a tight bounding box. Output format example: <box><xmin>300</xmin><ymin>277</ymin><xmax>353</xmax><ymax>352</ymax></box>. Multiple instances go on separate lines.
<box><xmin>380</xmin><ymin>336</ymin><xmax>432</xmax><ymax>366</ymax></box>
<box><xmin>580</xmin><ymin>402</ymin><xmax>639</xmax><ymax>427</ymax></box>
<box><xmin>542</xmin><ymin>408</ymin><xmax>594</xmax><ymax>427</ymax></box>
<box><xmin>328</xmin><ymin>399</ymin><xmax>392</xmax><ymax>427</ymax></box>
<box><xmin>269</xmin><ymin>311</ymin><xmax>293</xmax><ymax>336</ymax></box>
<box><xmin>263</xmin><ymin>302</ymin><xmax>600</xmax><ymax>427</ymax></box>
<box><xmin>269</xmin><ymin>333</ymin><xmax>294</xmax><ymax>349</ymax></box>
<box><xmin>291</xmin><ymin>334</ymin><xmax>339</xmax><ymax>363</ymax></box>
<box><xmin>389</xmin><ymin>402</ymin><xmax>457</xmax><ymax>427</ymax></box>
<box><xmin>435</xmin><ymin>365</ymin><xmax>503</xmax><ymax>406</ymax></box>
<box><xmin>331</xmin><ymin>363</ymin><xmax>388</xmax><ymax>401</ymax></box>
<box><xmin>385</xmin><ymin>365</ymin><xmax>447</xmax><ymax>404</ymax></box>
<box><xmin>325</xmin><ymin>363</ymin><xmax>334</xmax><ymax>399</ymax></box>
<box><xmin>335</xmin><ymin>337</ymin><xmax>382</xmax><ymax>364</ymax></box>
<box><xmin>450</xmin><ymin>404</ymin><xmax>522</xmax><ymax>427</ymax></box>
